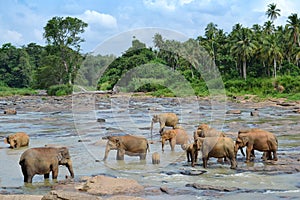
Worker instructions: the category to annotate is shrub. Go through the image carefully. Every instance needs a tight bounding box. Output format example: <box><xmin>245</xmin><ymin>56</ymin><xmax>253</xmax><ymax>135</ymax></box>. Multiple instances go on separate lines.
<box><xmin>47</xmin><ymin>84</ymin><xmax>73</xmax><ymax>96</ymax></box>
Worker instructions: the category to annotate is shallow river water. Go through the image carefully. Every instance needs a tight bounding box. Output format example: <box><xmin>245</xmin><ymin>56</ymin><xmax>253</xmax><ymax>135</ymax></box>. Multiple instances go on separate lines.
<box><xmin>0</xmin><ymin>95</ymin><xmax>299</xmax><ymax>199</ymax></box>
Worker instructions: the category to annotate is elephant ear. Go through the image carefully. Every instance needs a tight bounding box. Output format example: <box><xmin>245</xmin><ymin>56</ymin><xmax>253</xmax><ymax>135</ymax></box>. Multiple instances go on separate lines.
<box><xmin>4</xmin><ymin>137</ymin><xmax>9</xmax><ymax>144</ymax></box>
<box><xmin>57</xmin><ymin>147</ymin><xmax>69</xmax><ymax>161</ymax></box>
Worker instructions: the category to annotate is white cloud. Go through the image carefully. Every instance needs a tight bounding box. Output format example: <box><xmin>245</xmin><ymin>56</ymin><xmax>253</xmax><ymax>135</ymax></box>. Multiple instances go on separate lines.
<box><xmin>3</xmin><ymin>30</ymin><xmax>23</xmax><ymax>44</ymax></box>
<box><xmin>80</xmin><ymin>10</ymin><xmax>117</xmax><ymax>29</ymax></box>
<box><xmin>143</xmin><ymin>0</ymin><xmax>177</xmax><ymax>11</ymax></box>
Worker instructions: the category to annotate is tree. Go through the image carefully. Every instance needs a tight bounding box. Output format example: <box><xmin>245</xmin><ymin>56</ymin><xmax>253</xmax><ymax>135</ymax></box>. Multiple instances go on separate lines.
<box><xmin>286</xmin><ymin>13</ymin><xmax>300</xmax><ymax>47</ymax></box>
<box><xmin>266</xmin><ymin>3</ymin><xmax>281</xmax><ymax>22</ymax></box>
<box><xmin>230</xmin><ymin>27</ymin><xmax>257</xmax><ymax>80</ymax></box>
<box><xmin>43</xmin><ymin>16</ymin><xmax>88</xmax><ymax>85</ymax></box>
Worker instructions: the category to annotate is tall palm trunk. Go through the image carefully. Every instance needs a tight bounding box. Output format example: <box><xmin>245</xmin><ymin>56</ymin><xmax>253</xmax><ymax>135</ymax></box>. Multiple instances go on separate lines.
<box><xmin>243</xmin><ymin>59</ymin><xmax>247</xmax><ymax>80</ymax></box>
<box><xmin>273</xmin><ymin>58</ymin><xmax>277</xmax><ymax>78</ymax></box>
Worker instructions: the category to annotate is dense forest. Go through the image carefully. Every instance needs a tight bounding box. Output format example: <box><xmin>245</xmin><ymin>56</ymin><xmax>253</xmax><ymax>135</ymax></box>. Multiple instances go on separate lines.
<box><xmin>0</xmin><ymin>4</ymin><xmax>299</xmax><ymax>100</ymax></box>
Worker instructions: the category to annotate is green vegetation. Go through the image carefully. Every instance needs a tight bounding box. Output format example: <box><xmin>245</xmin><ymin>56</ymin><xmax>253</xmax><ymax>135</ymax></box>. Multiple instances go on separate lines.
<box><xmin>0</xmin><ymin>3</ymin><xmax>299</xmax><ymax>100</ymax></box>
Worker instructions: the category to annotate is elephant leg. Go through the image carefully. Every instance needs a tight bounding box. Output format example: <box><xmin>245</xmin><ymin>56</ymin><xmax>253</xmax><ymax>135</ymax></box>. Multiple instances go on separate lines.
<box><xmin>116</xmin><ymin>149</ymin><xmax>125</xmax><ymax>160</ymax></box>
<box><xmin>273</xmin><ymin>151</ymin><xmax>278</xmax><ymax>161</ymax></box>
<box><xmin>187</xmin><ymin>151</ymin><xmax>191</xmax><ymax>162</ymax></box>
<box><xmin>245</xmin><ymin>146</ymin><xmax>253</xmax><ymax>162</ymax></box>
<box><xmin>202</xmin><ymin>157</ymin><xmax>208</xmax><ymax>168</ymax></box>
<box><xmin>44</xmin><ymin>173</ymin><xmax>50</xmax><ymax>179</ymax></box>
<box><xmin>140</xmin><ymin>153</ymin><xmax>147</xmax><ymax>160</ymax></box>
<box><xmin>161</xmin><ymin>139</ymin><xmax>165</xmax><ymax>152</ymax></box>
<box><xmin>170</xmin><ymin>139</ymin><xmax>176</xmax><ymax>151</ymax></box>
<box><xmin>230</xmin><ymin>157</ymin><xmax>237</xmax><ymax>169</ymax></box>
<box><xmin>52</xmin><ymin>168</ymin><xmax>59</xmax><ymax>180</ymax></box>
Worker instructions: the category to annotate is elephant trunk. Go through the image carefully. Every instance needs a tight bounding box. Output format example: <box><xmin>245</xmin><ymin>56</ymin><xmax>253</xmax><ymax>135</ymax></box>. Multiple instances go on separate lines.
<box><xmin>103</xmin><ymin>143</ymin><xmax>110</xmax><ymax>161</ymax></box>
<box><xmin>150</xmin><ymin>121</ymin><xmax>154</xmax><ymax>141</ymax></box>
<box><xmin>66</xmin><ymin>160</ymin><xmax>74</xmax><ymax>178</ymax></box>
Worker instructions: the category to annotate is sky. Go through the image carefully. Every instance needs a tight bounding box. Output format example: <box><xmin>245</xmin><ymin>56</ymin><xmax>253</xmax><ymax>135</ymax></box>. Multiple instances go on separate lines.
<box><xmin>0</xmin><ymin>0</ymin><xmax>299</xmax><ymax>54</ymax></box>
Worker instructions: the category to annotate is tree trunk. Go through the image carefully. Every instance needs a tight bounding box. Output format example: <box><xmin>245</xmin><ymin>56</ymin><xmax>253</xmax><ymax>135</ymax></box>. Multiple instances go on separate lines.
<box><xmin>273</xmin><ymin>58</ymin><xmax>277</xmax><ymax>78</ymax></box>
<box><xmin>243</xmin><ymin>59</ymin><xmax>247</xmax><ymax>80</ymax></box>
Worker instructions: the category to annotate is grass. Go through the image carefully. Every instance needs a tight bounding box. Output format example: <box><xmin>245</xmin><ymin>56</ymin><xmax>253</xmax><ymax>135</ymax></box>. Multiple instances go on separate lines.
<box><xmin>0</xmin><ymin>86</ymin><xmax>37</xmax><ymax>96</ymax></box>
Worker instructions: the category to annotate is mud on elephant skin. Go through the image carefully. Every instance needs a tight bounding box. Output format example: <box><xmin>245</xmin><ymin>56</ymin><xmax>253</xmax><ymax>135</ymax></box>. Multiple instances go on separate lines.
<box><xmin>235</xmin><ymin>128</ymin><xmax>278</xmax><ymax>163</ymax></box>
<box><xmin>195</xmin><ymin>137</ymin><xmax>237</xmax><ymax>169</ymax></box>
<box><xmin>160</xmin><ymin>128</ymin><xmax>189</xmax><ymax>152</ymax></box>
<box><xmin>103</xmin><ymin>135</ymin><xmax>149</xmax><ymax>161</ymax></box>
<box><xmin>150</xmin><ymin>113</ymin><xmax>179</xmax><ymax>138</ymax></box>
<box><xmin>19</xmin><ymin>147</ymin><xmax>74</xmax><ymax>183</ymax></box>
<box><xmin>4</xmin><ymin>132</ymin><xmax>29</xmax><ymax>149</ymax></box>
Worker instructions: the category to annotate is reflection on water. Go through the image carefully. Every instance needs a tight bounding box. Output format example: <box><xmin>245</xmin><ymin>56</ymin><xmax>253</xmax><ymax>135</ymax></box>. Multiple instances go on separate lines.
<box><xmin>0</xmin><ymin>96</ymin><xmax>299</xmax><ymax>199</ymax></box>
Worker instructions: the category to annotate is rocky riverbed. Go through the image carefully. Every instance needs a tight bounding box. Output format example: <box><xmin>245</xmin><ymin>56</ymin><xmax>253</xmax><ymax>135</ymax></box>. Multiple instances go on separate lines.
<box><xmin>0</xmin><ymin>93</ymin><xmax>300</xmax><ymax>200</ymax></box>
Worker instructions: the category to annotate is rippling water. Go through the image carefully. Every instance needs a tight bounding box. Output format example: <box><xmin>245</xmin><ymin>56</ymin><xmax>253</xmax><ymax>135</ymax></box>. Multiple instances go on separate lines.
<box><xmin>0</xmin><ymin>96</ymin><xmax>299</xmax><ymax>199</ymax></box>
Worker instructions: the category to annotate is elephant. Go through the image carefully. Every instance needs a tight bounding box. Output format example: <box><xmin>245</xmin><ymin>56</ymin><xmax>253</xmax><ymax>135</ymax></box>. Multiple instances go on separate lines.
<box><xmin>103</xmin><ymin>135</ymin><xmax>149</xmax><ymax>161</ymax></box>
<box><xmin>194</xmin><ymin>123</ymin><xmax>225</xmax><ymax>140</ymax></box>
<box><xmin>235</xmin><ymin>128</ymin><xmax>278</xmax><ymax>163</ymax></box>
<box><xmin>194</xmin><ymin>137</ymin><xmax>237</xmax><ymax>169</ymax></box>
<box><xmin>181</xmin><ymin>143</ymin><xmax>198</xmax><ymax>165</ymax></box>
<box><xmin>150</xmin><ymin>113</ymin><xmax>179</xmax><ymax>140</ymax></box>
<box><xmin>19</xmin><ymin>147</ymin><xmax>74</xmax><ymax>183</ymax></box>
<box><xmin>152</xmin><ymin>152</ymin><xmax>160</xmax><ymax>164</ymax></box>
<box><xmin>4</xmin><ymin>132</ymin><xmax>29</xmax><ymax>149</ymax></box>
<box><xmin>160</xmin><ymin>128</ymin><xmax>189</xmax><ymax>152</ymax></box>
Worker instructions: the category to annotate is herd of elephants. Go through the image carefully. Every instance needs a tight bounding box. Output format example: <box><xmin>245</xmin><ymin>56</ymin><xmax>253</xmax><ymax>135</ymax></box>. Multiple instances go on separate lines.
<box><xmin>4</xmin><ymin>112</ymin><xmax>278</xmax><ymax>184</ymax></box>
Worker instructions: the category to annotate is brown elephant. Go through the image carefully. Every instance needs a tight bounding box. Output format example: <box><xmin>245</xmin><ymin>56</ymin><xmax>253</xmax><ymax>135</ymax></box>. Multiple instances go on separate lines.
<box><xmin>235</xmin><ymin>128</ymin><xmax>278</xmax><ymax>163</ymax></box>
<box><xmin>194</xmin><ymin>123</ymin><xmax>226</xmax><ymax>140</ymax></box>
<box><xmin>19</xmin><ymin>147</ymin><xmax>74</xmax><ymax>183</ymax></box>
<box><xmin>195</xmin><ymin>137</ymin><xmax>237</xmax><ymax>169</ymax></box>
<box><xmin>103</xmin><ymin>135</ymin><xmax>149</xmax><ymax>161</ymax></box>
<box><xmin>161</xmin><ymin>128</ymin><xmax>189</xmax><ymax>152</ymax></box>
<box><xmin>150</xmin><ymin>113</ymin><xmax>179</xmax><ymax>139</ymax></box>
<box><xmin>4</xmin><ymin>132</ymin><xmax>29</xmax><ymax>149</ymax></box>
<box><xmin>152</xmin><ymin>152</ymin><xmax>160</xmax><ymax>164</ymax></box>
<box><xmin>181</xmin><ymin>143</ymin><xmax>198</xmax><ymax>165</ymax></box>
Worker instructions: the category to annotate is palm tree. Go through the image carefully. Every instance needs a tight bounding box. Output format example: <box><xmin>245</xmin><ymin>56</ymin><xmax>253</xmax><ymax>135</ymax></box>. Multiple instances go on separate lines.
<box><xmin>230</xmin><ymin>27</ymin><xmax>257</xmax><ymax>80</ymax></box>
<box><xmin>266</xmin><ymin>3</ymin><xmax>281</xmax><ymax>22</ymax></box>
<box><xmin>286</xmin><ymin>13</ymin><xmax>300</xmax><ymax>47</ymax></box>
<box><xmin>264</xmin><ymin>33</ymin><xmax>283</xmax><ymax>78</ymax></box>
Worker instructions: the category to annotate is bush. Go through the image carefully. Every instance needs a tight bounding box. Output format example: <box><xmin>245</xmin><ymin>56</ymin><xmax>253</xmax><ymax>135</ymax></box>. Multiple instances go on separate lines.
<box><xmin>47</xmin><ymin>84</ymin><xmax>73</xmax><ymax>96</ymax></box>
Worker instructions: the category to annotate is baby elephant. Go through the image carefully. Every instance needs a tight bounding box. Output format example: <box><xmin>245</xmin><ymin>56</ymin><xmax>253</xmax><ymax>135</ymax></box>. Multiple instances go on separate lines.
<box><xmin>4</xmin><ymin>132</ymin><xmax>29</xmax><ymax>149</ymax></box>
<box><xmin>161</xmin><ymin>128</ymin><xmax>189</xmax><ymax>152</ymax></box>
<box><xmin>19</xmin><ymin>147</ymin><xmax>74</xmax><ymax>183</ymax></box>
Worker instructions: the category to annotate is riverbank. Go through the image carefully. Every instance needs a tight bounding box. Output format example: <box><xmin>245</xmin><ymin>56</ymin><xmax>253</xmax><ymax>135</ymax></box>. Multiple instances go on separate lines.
<box><xmin>0</xmin><ymin>93</ymin><xmax>300</xmax><ymax>200</ymax></box>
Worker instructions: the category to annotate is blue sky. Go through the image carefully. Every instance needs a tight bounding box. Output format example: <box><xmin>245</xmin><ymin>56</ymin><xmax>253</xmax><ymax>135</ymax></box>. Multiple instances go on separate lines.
<box><xmin>0</xmin><ymin>0</ymin><xmax>299</xmax><ymax>53</ymax></box>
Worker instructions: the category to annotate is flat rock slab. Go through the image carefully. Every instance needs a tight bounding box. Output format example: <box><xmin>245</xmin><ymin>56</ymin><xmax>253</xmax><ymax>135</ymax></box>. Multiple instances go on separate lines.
<box><xmin>76</xmin><ymin>175</ymin><xmax>144</xmax><ymax>196</ymax></box>
<box><xmin>0</xmin><ymin>195</ymin><xmax>43</xmax><ymax>200</ymax></box>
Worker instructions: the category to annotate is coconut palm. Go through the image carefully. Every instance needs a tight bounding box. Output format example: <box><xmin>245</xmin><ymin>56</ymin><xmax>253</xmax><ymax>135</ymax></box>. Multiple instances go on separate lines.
<box><xmin>266</xmin><ymin>3</ymin><xmax>281</xmax><ymax>21</ymax></box>
<box><xmin>230</xmin><ymin>27</ymin><xmax>257</xmax><ymax>80</ymax></box>
<box><xmin>286</xmin><ymin>13</ymin><xmax>300</xmax><ymax>47</ymax></box>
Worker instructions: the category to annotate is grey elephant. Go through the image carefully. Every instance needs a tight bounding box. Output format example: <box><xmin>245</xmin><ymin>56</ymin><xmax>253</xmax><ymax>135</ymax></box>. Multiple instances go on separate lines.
<box><xmin>150</xmin><ymin>113</ymin><xmax>179</xmax><ymax>140</ymax></box>
<box><xmin>4</xmin><ymin>132</ymin><xmax>29</xmax><ymax>149</ymax></box>
<box><xmin>195</xmin><ymin>137</ymin><xmax>237</xmax><ymax>169</ymax></box>
<box><xmin>19</xmin><ymin>147</ymin><xmax>74</xmax><ymax>183</ymax></box>
<box><xmin>103</xmin><ymin>135</ymin><xmax>149</xmax><ymax>161</ymax></box>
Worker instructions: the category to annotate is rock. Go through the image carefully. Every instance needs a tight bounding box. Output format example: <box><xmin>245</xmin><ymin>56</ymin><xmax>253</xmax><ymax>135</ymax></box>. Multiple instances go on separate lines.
<box><xmin>250</xmin><ymin>109</ymin><xmax>259</xmax><ymax>116</ymax></box>
<box><xmin>226</xmin><ymin>110</ymin><xmax>241</xmax><ymax>114</ymax></box>
<box><xmin>76</xmin><ymin>175</ymin><xmax>144</xmax><ymax>195</ymax></box>
<box><xmin>277</xmin><ymin>102</ymin><xmax>296</xmax><ymax>107</ymax></box>
<box><xmin>292</xmin><ymin>109</ymin><xmax>300</xmax><ymax>114</ymax></box>
<box><xmin>3</xmin><ymin>109</ymin><xmax>17</xmax><ymax>115</ymax></box>
<box><xmin>0</xmin><ymin>195</ymin><xmax>43</xmax><ymax>200</ymax></box>
<box><xmin>97</xmin><ymin>118</ymin><xmax>106</xmax><ymax>123</ymax></box>
<box><xmin>42</xmin><ymin>190</ymin><xmax>102</xmax><ymax>200</ymax></box>
<box><xmin>186</xmin><ymin>183</ymin><xmax>240</xmax><ymax>192</ymax></box>
<box><xmin>106</xmin><ymin>196</ymin><xmax>146</xmax><ymax>200</ymax></box>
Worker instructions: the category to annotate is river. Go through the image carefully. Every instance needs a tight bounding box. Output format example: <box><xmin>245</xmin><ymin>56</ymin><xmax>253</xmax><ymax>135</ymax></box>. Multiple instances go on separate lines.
<box><xmin>0</xmin><ymin>94</ymin><xmax>299</xmax><ymax>199</ymax></box>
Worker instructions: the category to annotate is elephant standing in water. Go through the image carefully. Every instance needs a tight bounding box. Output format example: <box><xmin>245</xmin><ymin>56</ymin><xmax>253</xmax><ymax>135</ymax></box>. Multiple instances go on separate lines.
<box><xmin>150</xmin><ymin>113</ymin><xmax>179</xmax><ymax>140</ymax></box>
<box><xmin>160</xmin><ymin>128</ymin><xmax>189</xmax><ymax>152</ymax></box>
<box><xmin>103</xmin><ymin>135</ymin><xmax>149</xmax><ymax>161</ymax></box>
<box><xmin>4</xmin><ymin>132</ymin><xmax>29</xmax><ymax>149</ymax></box>
<box><xmin>19</xmin><ymin>147</ymin><xmax>74</xmax><ymax>183</ymax></box>
<box><xmin>194</xmin><ymin>137</ymin><xmax>237</xmax><ymax>169</ymax></box>
<box><xmin>235</xmin><ymin>128</ymin><xmax>278</xmax><ymax>162</ymax></box>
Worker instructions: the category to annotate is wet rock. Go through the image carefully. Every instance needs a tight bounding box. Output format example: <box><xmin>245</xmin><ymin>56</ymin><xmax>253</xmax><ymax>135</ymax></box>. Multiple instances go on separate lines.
<box><xmin>106</xmin><ymin>196</ymin><xmax>146</xmax><ymax>200</ymax></box>
<box><xmin>97</xmin><ymin>118</ymin><xmax>106</xmax><ymax>122</ymax></box>
<box><xmin>250</xmin><ymin>109</ymin><xmax>259</xmax><ymax>116</ymax></box>
<box><xmin>42</xmin><ymin>190</ymin><xmax>102</xmax><ymax>200</ymax></box>
<box><xmin>3</xmin><ymin>109</ymin><xmax>17</xmax><ymax>115</ymax></box>
<box><xmin>0</xmin><ymin>194</ymin><xmax>43</xmax><ymax>200</ymax></box>
<box><xmin>277</xmin><ymin>102</ymin><xmax>296</xmax><ymax>106</ymax></box>
<box><xmin>76</xmin><ymin>175</ymin><xmax>144</xmax><ymax>195</ymax></box>
<box><xmin>186</xmin><ymin>183</ymin><xmax>240</xmax><ymax>192</ymax></box>
<box><xmin>226</xmin><ymin>110</ymin><xmax>241</xmax><ymax>114</ymax></box>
